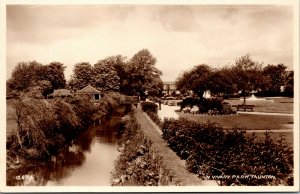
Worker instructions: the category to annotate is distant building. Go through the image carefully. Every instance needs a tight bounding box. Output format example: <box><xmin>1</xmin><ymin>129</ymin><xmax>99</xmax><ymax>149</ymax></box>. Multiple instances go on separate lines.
<box><xmin>162</xmin><ymin>81</ymin><xmax>177</xmax><ymax>96</ymax></box>
<box><xmin>47</xmin><ymin>89</ymin><xmax>72</xmax><ymax>99</ymax></box>
<box><xmin>76</xmin><ymin>85</ymin><xmax>101</xmax><ymax>101</ymax></box>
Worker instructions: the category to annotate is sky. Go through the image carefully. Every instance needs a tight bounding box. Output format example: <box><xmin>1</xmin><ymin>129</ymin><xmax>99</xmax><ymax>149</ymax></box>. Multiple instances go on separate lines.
<box><xmin>6</xmin><ymin>4</ymin><xmax>294</xmax><ymax>82</ymax></box>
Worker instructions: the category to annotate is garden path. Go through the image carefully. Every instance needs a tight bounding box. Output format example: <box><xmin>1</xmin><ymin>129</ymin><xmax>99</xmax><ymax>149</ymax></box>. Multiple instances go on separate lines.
<box><xmin>134</xmin><ymin>104</ymin><xmax>217</xmax><ymax>186</ymax></box>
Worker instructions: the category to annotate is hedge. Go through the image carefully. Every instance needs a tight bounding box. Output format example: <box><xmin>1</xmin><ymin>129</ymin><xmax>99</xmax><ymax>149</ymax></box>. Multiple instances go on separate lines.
<box><xmin>112</xmin><ymin>111</ymin><xmax>180</xmax><ymax>186</ymax></box>
<box><xmin>141</xmin><ymin>101</ymin><xmax>158</xmax><ymax>114</ymax></box>
<box><xmin>162</xmin><ymin>118</ymin><xmax>293</xmax><ymax>186</ymax></box>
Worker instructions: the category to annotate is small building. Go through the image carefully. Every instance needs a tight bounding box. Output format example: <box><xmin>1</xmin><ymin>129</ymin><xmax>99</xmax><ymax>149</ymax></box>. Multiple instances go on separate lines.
<box><xmin>76</xmin><ymin>85</ymin><xmax>101</xmax><ymax>101</ymax></box>
<box><xmin>47</xmin><ymin>89</ymin><xmax>73</xmax><ymax>99</ymax></box>
<box><xmin>163</xmin><ymin>81</ymin><xmax>177</xmax><ymax>96</ymax></box>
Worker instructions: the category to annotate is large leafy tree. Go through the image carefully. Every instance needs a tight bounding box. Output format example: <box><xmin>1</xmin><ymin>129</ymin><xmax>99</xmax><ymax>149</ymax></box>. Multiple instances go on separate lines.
<box><xmin>7</xmin><ymin>61</ymin><xmax>44</xmax><ymax>92</ymax></box>
<box><xmin>97</xmin><ymin>55</ymin><xmax>129</xmax><ymax>94</ymax></box>
<box><xmin>69</xmin><ymin>60</ymin><xmax>121</xmax><ymax>92</ymax></box>
<box><xmin>7</xmin><ymin>61</ymin><xmax>67</xmax><ymax>98</ymax></box>
<box><xmin>262</xmin><ymin>64</ymin><xmax>287</xmax><ymax>95</ymax></box>
<box><xmin>93</xmin><ymin>59</ymin><xmax>120</xmax><ymax>92</ymax></box>
<box><xmin>176</xmin><ymin>64</ymin><xmax>212</xmax><ymax>99</ymax></box>
<box><xmin>209</xmin><ymin>67</ymin><xmax>237</xmax><ymax>98</ymax></box>
<box><xmin>69</xmin><ymin>62</ymin><xmax>94</xmax><ymax>91</ymax></box>
<box><xmin>44</xmin><ymin>62</ymin><xmax>66</xmax><ymax>90</ymax></box>
<box><xmin>284</xmin><ymin>70</ymin><xmax>294</xmax><ymax>96</ymax></box>
<box><xmin>231</xmin><ymin>54</ymin><xmax>264</xmax><ymax>104</ymax></box>
<box><xmin>127</xmin><ymin>49</ymin><xmax>163</xmax><ymax>97</ymax></box>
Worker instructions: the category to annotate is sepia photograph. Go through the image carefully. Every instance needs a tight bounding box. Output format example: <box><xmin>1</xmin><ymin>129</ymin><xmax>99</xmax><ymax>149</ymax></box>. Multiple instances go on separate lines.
<box><xmin>1</xmin><ymin>0</ymin><xmax>299</xmax><ymax>192</ymax></box>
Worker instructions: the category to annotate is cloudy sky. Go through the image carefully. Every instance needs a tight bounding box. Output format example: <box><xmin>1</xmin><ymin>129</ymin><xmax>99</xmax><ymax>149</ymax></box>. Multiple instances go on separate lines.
<box><xmin>6</xmin><ymin>4</ymin><xmax>294</xmax><ymax>81</ymax></box>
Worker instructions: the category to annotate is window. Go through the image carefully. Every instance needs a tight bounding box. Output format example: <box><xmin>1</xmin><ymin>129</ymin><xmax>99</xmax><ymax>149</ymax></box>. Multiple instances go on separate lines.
<box><xmin>94</xmin><ymin>94</ymin><xmax>100</xmax><ymax>100</ymax></box>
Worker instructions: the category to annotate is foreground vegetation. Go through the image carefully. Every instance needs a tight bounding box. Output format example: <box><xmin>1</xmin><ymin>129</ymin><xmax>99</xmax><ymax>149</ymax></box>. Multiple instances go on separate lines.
<box><xmin>161</xmin><ymin>118</ymin><xmax>293</xmax><ymax>186</ymax></box>
<box><xmin>6</xmin><ymin>92</ymin><xmax>133</xmax><ymax>169</ymax></box>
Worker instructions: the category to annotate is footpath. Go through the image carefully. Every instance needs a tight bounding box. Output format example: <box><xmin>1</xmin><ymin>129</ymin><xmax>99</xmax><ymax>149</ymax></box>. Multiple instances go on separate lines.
<box><xmin>134</xmin><ymin>104</ymin><xmax>217</xmax><ymax>186</ymax></box>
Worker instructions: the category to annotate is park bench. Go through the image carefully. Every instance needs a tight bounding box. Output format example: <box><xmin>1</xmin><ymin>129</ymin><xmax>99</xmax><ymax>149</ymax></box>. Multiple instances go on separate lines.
<box><xmin>233</xmin><ymin>104</ymin><xmax>254</xmax><ymax>111</ymax></box>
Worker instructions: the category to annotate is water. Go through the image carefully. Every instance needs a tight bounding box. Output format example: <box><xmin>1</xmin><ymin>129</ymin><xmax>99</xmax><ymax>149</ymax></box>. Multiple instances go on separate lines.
<box><xmin>7</xmin><ymin>114</ymin><xmax>125</xmax><ymax>186</ymax></box>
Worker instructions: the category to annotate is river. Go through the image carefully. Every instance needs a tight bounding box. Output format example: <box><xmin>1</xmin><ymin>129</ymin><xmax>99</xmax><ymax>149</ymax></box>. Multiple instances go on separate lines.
<box><xmin>6</xmin><ymin>107</ymin><xmax>128</xmax><ymax>186</ymax></box>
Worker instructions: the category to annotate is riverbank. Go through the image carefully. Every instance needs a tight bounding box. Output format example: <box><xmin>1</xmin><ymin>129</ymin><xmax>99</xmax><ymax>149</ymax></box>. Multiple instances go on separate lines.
<box><xmin>6</xmin><ymin>92</ymin><xmax>134</xmax><ymax>174</ymax></box>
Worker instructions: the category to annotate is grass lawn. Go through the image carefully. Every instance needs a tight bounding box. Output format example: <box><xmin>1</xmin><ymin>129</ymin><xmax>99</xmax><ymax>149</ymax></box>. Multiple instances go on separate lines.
<box><xmin>225</xmin><ymin>97</ymin><xmax>293</xmax><ymax>114</ymax></box>
<box><xmin>178</xmin><ymin>112</ymin><xmax>293</xmax><ymax>145</ymax></box>
<box><xmin>177</xmin><ymin>112</ymin><xmax>293</xmax><ymax>130</ymax></box>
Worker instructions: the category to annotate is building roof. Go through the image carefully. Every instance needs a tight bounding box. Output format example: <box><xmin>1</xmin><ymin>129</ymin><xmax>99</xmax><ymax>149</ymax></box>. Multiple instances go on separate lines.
<box><xmin>77</xmin><ymin>85</ymin><xmax>101</xmax><ymax>94</ymax></box>
<box><xmin>49</xmin><ymin>89</ymin><xmax>72</xmax><ymax>97</ymax></box>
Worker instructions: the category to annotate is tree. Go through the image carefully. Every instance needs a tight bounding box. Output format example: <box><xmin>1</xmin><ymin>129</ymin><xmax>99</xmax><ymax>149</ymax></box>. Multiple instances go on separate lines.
<box><xmin>7</xmin><ymin>61</ymin><xmax>67</xmax><ymax>98</ymax></box>
<box><xmin>127</xmin><ymin>49</ymin><xmax>163</xmax><ymax>98</ymax></box>
<box><xmin>209</xmin><ymin>67</ymin><xmax>237</xmax><ymax>98</ymax></box>
<box><xmin>70</xmin><ymin>62</ymin><xmax>94</xmax><ymax>90</ymax></box>
<box><xmin>7</xmin><ymin>61</ymin><xmax>44</xmax><ymax>93</ymax></box>
<box><xmin>262</xmin><ymin>64</ymin><xmax>287</xmax><ymax>96</ymax></box>
<box><xmin>231</xmin><ymin>54</ymin><xmax>264</xmax><ymax>104</ymax></box>
<box><xmin>97</xmin><ymin>55</ymin><xmax>129</xmax><ymax>94</ymax></box>
<box><xmin>93</xmin><ymin>60</ymin><xmax>120</xmax><ymax>92</ymax></box>
<box><xmin>176</xmin><ymin>64</ymin><xmax>212</xmax><ymax>99</ymax></box>
<box><xmin>284</xmin><ymin>71</ymin><xmax>294</xmax><ymax>96</ymax></box>
<box><xmin>44</xmin><ymin>62</ymin><xmax>66</xmax><ymax>90</ymax></box>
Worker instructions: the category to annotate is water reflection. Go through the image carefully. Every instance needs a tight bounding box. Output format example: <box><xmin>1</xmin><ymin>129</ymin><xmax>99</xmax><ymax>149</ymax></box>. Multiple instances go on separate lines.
<box><xmin>7</xmin><ymin>114</ymin><xmax>124</xmax><ymax>186</ymax></box>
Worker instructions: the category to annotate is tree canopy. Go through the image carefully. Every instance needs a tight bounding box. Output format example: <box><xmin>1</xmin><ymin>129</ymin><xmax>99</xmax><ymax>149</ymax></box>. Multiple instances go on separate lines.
<box><xmin>176</xmin><ymin>64</ymin><xmax>212</xmax><ymax>99</ymax></box>
<box><xmin>262</xmin><ymin>64</ymin><xmax>287</xmax><ymax>95</ymax></box>
<box><xmin>69</xmin><ymin>61</ymin><xmax>120</xmax><ymax>92</ymax></box>
<box><xmin>126</xmin><ymin>49</ymin><xmax>163</xmax><ymax>97</ymax></box>
<box><xmin>7</xmin><ymin>61</ymin><xmax>66</xmax><ymax>98</ymax></box>
<box><xmin>175</xmin><ymin>54</ymin><xmax>293</xmax><ymax>102</ymax></box>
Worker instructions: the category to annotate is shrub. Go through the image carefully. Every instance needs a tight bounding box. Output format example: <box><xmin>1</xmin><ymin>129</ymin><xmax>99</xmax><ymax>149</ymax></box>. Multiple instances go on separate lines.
<box><xmin>8</xmin><ymin>95</ymin><xmax>101</xmax><ymax>160</ymax></box>
<box><xmin>10</xmin><ymin>98</ymin><xmax>58</xmax><ymax>158</ymax></box>
<box><xmin>66</xmin><ymin>95</ymin><xmax>99</xmax><ymax>128</ymax></box>
<box><xmin>141</xmin><ymin>101</ymin><xmax>158</xmax><ymax>114</ymax></box>
<box><xmin>178</xmin><ymin>97</ymin><xmax>195</xmax><ymax>109</ymax></box>
<box><xmin>180</xmin><ymin>97</ymin><xmax>235</xmax><ymax>115</ymax></box>
<box><xmin>162</xmin><ymin>118</ymin><xmax>293</xmax><ymax>186</ymax></box>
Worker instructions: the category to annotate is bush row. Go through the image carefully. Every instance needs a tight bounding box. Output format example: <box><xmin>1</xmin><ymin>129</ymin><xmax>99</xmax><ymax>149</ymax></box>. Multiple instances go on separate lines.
<box><xmin>112</xmin><ymin>111</ymin><xmax>181</xmax><ymax>186</ymax></box>
<box><xmin>141</xmin><ymin>101</ymin><xmax>162</xmax><ymax>127</ymax></box>
<box><xmin>162</xmin><ymin>118</ymin><xmax>293</xmax><ymax>186</ymax></box>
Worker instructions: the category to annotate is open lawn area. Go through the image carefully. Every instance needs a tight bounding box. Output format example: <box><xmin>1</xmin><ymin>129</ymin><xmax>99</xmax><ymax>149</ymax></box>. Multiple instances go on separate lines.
<box><xmin>225</xmin><ymin>97</ymin><xmax>293</xmax><ymax>114</ymax></box>
<box><xmin>177</xmin><ymin>112</ymin><xmax>293</xmax><ymax>130</ymax></box>
<box><xmin>178</xmin><ymin>112</ymin><xmax>293</xmax><ymax>145</ymax></box>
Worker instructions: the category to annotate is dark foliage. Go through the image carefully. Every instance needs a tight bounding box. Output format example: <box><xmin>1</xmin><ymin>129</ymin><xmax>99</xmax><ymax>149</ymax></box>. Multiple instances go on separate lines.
<box><xmin>141</xmin><ymin>101</ymin><xmax>158</xmax><ymax>114</ymax></box>
<box><xmin>179</xmin><ymin>97</ymin><xmax>235</xmax><ymax>115</ymax></box>
<box><xmin>162</xmin><ymin>118</ymin><xmax>293</xmax><ymax>186</ymax></box>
